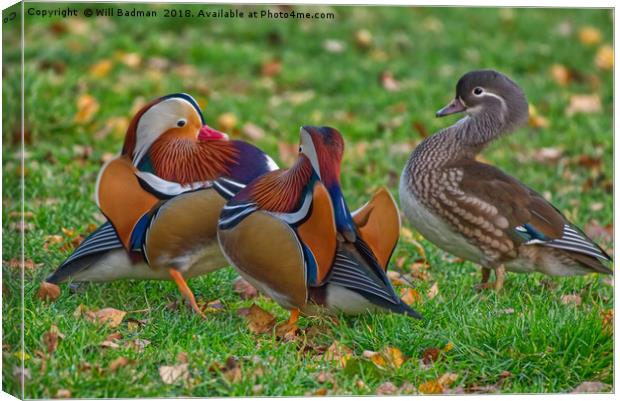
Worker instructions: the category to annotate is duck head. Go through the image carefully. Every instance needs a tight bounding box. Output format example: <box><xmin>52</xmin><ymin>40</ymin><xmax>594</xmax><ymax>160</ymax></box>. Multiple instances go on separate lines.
<box><xmin>121</xmin><ymin>93</ymin><xmax>237</xmax><ymax>184</ymax></box>
<box><xmin>436</xmin><ymin>70</ymin><xmax>529</xmax><ymax>129</ymax></box>
<box><xmin>299</xmin><ymin>126</ymin><xmax>357</xmax><ymax>242</ymax></box>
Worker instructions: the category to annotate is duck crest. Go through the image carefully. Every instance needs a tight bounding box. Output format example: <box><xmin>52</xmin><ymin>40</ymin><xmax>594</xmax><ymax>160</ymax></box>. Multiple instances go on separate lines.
<box><xmin>249</xmin><ymin>155</ymin><xmax>314</xmax><ymax>212</ymax></box>
<box><xmin>148</xmin><ymin>137</ymin><xmax>240</xmax><ymax>185</ymax></box>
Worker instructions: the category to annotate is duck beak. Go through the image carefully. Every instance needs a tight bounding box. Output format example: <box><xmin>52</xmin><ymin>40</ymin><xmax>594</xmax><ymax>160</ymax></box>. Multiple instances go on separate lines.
<box><xmin>436</xmin><ymin>97</ymin><xmax>466</xmax><ymax>117</ymax></box>
<box><xmin>198</xmin><ymin>125</ymin><xmax>229</xmax><ymax>141</ymax></box>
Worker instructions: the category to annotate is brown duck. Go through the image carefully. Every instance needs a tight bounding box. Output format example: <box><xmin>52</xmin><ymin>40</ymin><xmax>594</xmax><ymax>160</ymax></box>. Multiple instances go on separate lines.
<box><xmin>399</xmin><ymin>70</ymin><xmax>612</xmax><ymax>291</ymax></box>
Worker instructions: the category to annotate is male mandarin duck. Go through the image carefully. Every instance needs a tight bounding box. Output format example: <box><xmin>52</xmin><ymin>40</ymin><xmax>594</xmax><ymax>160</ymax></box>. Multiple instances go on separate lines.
<box><xmin>46</xmin><ymin>93</ymin><xmax>278</xmax><ymax>316</ymax></box>
<box><xmin>399</xmin><ymin>70</ymin><xmax>612</xmax><ymax>291</ymax></box>
<box><xmin>217</xmin><ymin>126</ymin><xmax>422</xmax><ymax>323</ymax></box>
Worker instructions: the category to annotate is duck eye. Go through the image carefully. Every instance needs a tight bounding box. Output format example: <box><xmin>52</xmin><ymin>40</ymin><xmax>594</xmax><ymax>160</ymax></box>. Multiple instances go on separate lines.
<box><xmin>176</xmin><ymin>119</ymin><xmax>187</xmax><ymax>127</ymax></box>
<box><xmin>473</xmin><ymin>87</ymin><xmax>484</xmax><ymax>96</ymax></box>
<box><xmin>299</xmin><ymin>146</ymin><xmax>303</xmax><ymax>152</ymax></box>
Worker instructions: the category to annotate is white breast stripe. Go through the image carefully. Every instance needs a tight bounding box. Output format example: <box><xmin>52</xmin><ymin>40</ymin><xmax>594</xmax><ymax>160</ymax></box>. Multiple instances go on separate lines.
<box><xmin>267</xmin><ymin>190</ymin><xmax>313</xmax><ymax>225</ymax></box>
<box><xmin>135</xmin><ymin>171</ymin><xmax>212</xmax><ymax>196</ymax></box>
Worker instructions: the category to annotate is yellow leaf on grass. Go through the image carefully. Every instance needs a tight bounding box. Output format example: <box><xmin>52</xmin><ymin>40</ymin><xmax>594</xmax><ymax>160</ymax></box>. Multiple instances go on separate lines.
<box><xmin>400</xmin><ymin>288</ymin><xmax>421</xmax><ymax>305</ymax></box>
<box><xmin>578</xmin><ymin>26</ymin><xmax>602</xmax><ymax>46</ymax></box>
<box><xmin>85</xmin><ymin>307</ymin><xmax>126</xmax><ymax>328</ymax></box>
<box><xmin>595</xmin><ymin>45</ymin><xmax>613</xmax><ymax>70</ymax></box>
<box><xmin>89</xmin><ymin>59</ymin><xmax>113</xmax><ymax>77</ymax></box>
<box><xmin>550</xmin><ymin>64</ymin><xmax>571</xmax><ymax>86</ymax></box>
<box><xmin>159</xmin><ymin>363</ymin><xmax>189</xmax><ymax>384</ymax></box>
<box><xmin>74</xmin><ymin>95</ymin><xmax>99</xmax><ymax>124</ymax></box>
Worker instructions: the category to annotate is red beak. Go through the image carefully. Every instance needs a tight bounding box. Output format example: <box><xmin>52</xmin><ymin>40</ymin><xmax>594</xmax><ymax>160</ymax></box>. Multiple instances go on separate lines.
<box><xmin>198</xmin><ymin>125</ymin><xmax>229</xmax><ymax>141</ymax></box>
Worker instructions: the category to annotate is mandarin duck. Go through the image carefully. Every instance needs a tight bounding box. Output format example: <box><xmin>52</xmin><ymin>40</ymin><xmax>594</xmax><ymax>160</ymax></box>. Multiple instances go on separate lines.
<box><xmin>217</xmin><ymin>126</ymin><xmax>422</xmax><ymax>323</ymax></box>
<box><xmin>399</xmin><ymin>70</ymin><xmax>612</xmax><ymax>291</ymax></box>
<box><xmin>46</xmin><ymin>93</ymin><xmax>278</xmax><ymax>316</ymax></box>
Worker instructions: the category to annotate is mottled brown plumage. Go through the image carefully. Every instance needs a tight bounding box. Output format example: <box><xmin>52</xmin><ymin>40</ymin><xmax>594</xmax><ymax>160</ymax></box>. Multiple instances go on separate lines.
<box><xmin>400</xmin><ymin>70</ymin><xmax>612</xmax><ymax>291</ymax></box>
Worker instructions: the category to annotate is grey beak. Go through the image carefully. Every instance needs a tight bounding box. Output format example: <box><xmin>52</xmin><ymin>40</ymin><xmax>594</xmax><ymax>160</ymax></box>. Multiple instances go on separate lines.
<box><xmin>436</xmin><ymin>97</ymin><xmax>466</xmax><ymax>117</ymax></box>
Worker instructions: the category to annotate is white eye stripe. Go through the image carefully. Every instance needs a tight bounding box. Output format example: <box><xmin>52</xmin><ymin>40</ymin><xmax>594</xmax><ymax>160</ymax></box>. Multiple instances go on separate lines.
<box><xmin>481</xmin><ymin>91</ymin><xmax>508</xmax><ymax>112</ymax></box>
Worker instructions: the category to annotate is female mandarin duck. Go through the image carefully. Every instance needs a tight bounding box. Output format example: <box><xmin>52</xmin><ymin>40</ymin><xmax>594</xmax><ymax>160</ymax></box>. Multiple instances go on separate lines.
<box><xmin>399</xmin><ymin>70</ymin><xmax>612</xmax><ymax>291</ymax></box>
<box><xmin>218</xmin><ymin>126</ymin><xmax>422</xmax><ymax>323</ymax></box>
<box><xmin>46</xmin><ymin>93</ymin><xmax>278</xmax><ymax>316</ymax></box>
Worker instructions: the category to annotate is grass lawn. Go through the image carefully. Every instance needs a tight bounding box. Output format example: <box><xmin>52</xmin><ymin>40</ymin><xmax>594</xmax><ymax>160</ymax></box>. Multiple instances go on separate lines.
<box><xmin>2</xmin><ymin>4</ymin><xmax>613</xmax><ymax>397</ymax></box>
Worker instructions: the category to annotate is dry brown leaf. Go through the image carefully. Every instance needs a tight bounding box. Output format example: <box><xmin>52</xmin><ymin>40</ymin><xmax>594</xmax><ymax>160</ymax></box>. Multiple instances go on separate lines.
<box><xmin>118</xmin><ymin>52</ymin><xmax>141</xmax><ymax>68</ymax></box>
<box><xmin>261</xmin><ymin>59</ymin><xmax>282</xmax><ymax>77</ymax></box>
<box><xmin>532</xmin><ymin>147</ymin><xmax>563</xmax><ymax>164</ymax></box>
<box><xmin>324</xmin><ymin>341</ymin><xmax>353</xmax><ymax>367</ymax></box>
<box><xmin>109</xmin><ymin>356</ymin><xmax>129</xmax><ymax>372</ymax></box>
<box><xmin>376</xmin><ymin>381</ymin><xmax>398</xmax><ymax>395</ymax></box>
<box><xmin>383</xmin><ymin>346</ymin><xmax>406</xmax><ymax>369</ymax></box>
<box><xmin>100</xmin><ymin>340</ymin><xmax>120</xmax><ymax>349</ymax></box>
<box><xmin>241</xmin><ymin>123</ymin><xmax>265</xmax><ymax>141</ymax></box>
<box><xmin>380</xmin><ymin>71</ymin><xmax>400</xmax><ymax>92</ymax></box>
<box><xmin>422</xmin><ymin>347</ymin><xmax>440</xmax><ymax>365</ymax></box>
<box><xmin>42</xmin><ymin>325</ymin><xmax>64</xmax><ymax>353</ymax></box>
<box><xmin>566</xmin><ymin>94</ymin><xmax>602</xmax><ymax>116</ymax></box>
<box><xmin>313</xmin><ymin>387</ymin><xmax>328</xmax><ymax>396</ymax></box>
<box><xmin>237</xmin><ymin>304</ymin><xmax>275</xmax><ymax>334</ymax></box>
<box><xmin>217</xmin><ymin>113</ymin><xmax>237</xmax><ymax>132</ymax></box>
<box><xmin>316</xmin><ymin>371</ymin><xmax>334</xmax><ymax>384</ymax></box>
<box><xmin>601</xmin><ymin>309</ymin><xmax>613</xmax><ymax>332</ymax></box>
<box><xmin>400</xmin><ymin>288</ymin><xmax>421</xmax><ymax>305</ymax></box>
<box><xmin>37</xmin><ymin>282</ymin><xmax>61</xmax><ymax>301</ymax></box>
<box><xmin>6</xmin><ymin>258</ymin><xmax>37</xmax><ymax>270</ymax></box>
<box><xmin>55</xmin><ymin>389</ymin><xmax>72</xmax><ymax>398</ymax></box>
<box><xmin>560</xmin><ymin>294</ymin><xmax>582</xmax><ymax>305</ymax></box>
<box><xmin>85</xmin><ymin>307</ymin><xmax>126</xmax><ymax>328</ymax></box>
<box><xmin>579</xmin><ymin>26</ymin><xmax>602</xmax><ymax>46</ymax></box>
<box><xmin>528</xmin><ymin>105</ymin><xmax>550</xmax><ymax>129</ymax></box>
<box><xmin>354</xmin><ymin>29</ymin><xmax>373</xmax><ymax>49</ymax></box>
<box><xmin>106</xmin><ymin>332</ymin><xmax>122</xmax><ymax>342</ymax></box>
<box><xmin>438</xmin><ymin>372</ymin><xmax>459</xmax><ymax>387</ymax></box>
<box><xmin>572</xmin><ymin>381</ymin><xmax>611</xmax><ymax>393</ymax></box>
<box><xmin>233</xmin><ymin>277</ymin><xmax>259</xmax><ymax>300</ymax></box>
<box><xmin>362</xmin><ymin>350</ymin><xmax>386</xmax><ymax>367</ymax></box>
<box><xmin>550</xmin><ymin>64</ymin><xmax>572</xmax><ymax>86</ymax></box>
<box><xmin>418</xmin><ymin>380</ymin><xmax>443</xmax><ymax>394</ymax></box>
<box><xmin>159</xmin><ymin>363</ymin><xmax>189</xmax><ymax>384</ymax></box>
<box><xmin>177</xmin><ymin>352</ymin><xmax>188</xmax><ymax>364</ymax></box>
<box><xmin>89</xmin><ymin>59</ymin><xmax>113</xmax><ymax>77</ymax></box>
<box><xmin>127</xmin><ymin>338</ymin><xmax>151</xmax><ymax>352</ymax></box>
<box><xmin>427</xmin><ymin>282</ymin><xmax>439</xmax><ymax>300</ymax></box>
<box><xmin>74</xmin><ymin>95</ymin><xmax>100</xmax><ymax>124</ymax></box>
<box><xmin>595</xmin><ymin>45</ymin><xmax>613</xmax><ymax>70</ymax></box>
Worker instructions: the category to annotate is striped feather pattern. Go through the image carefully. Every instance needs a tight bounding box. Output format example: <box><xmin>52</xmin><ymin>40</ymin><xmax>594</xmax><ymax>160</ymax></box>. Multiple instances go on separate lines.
<box><xmin>327</xmin><ymin>247</ymin><xmax>399</xmax><ymax>305</ymax></box>
<box><xmin>213</xmin><ymin>177</ymin><xmax>246</xmax><ymax>200</ymax></box>
<box><xmin>540</xmin><ymin>224</ymin><xmax>611</xmax><ymax>261</ymax></box>
<box><xmin>58</xmin><ymin>222</ymin><xmax>123</xmax><ymax>268</ymax></box>
<box><xmin>218</xmin><ymin>203</ymin><xmax>259</xmax><ymax>230</ymax></box>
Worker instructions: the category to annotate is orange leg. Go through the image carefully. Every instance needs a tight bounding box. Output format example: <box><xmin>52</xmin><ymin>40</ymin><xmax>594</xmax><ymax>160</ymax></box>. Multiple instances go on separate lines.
<box><xmin>287</xmin><ymin>308</ymin><xmax>300</xmax><ymax>326</ymax></box>
<box><xmin>169</xmin><ymin>269</ymin><xmax>206</xmax><ymax>319</ymax></box>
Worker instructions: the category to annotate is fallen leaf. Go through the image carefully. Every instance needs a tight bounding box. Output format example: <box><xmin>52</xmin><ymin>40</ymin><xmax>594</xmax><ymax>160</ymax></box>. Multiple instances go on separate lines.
<box><xmin>217</xmin><ymin>112</ymin><xmax>237</xmax><ymax>132</ymax></box>
<box><xmin>42</xmin><ymin>324</ymin><xmax>64</xmax><ymax>353</ymax></box>
<box><xmin>532</xmin><ymin>147</ymin><xmax>563</xmax><ymax>164</ymax></box>
<box><xmin>127</xmin><ymin>338</ymin><xmax>151</xmax><ymax>352</ymax></box>
<box><xmin>177</xmin><ymin>352</ymin><xmax>188</xmax><ymax>364</ymax></box>
<box><xmin>100</xmin><ymin>340</ymin><xmax>120</xmax><ymax>349</ymax></box>
<box><xmin>354</xmin><ymin>29</ymin><xmax>373</xmax><ymax>49</ymax></box>
<box><xmin>443</xmin><ymin>342</ymin><xmax>454</xmax><ymax>352</ymax></box>
<box><xmin>566</xmin><ymin>94</ymin><xmax>602</xmax><ymax>116</ymax></box>
<box><xmin>313</xmin><ymin>387</ymin><xmax>328</xmax><ymax>396</ymax></box>
<box><xmin>316</xmin><ymin>371</ymin><xmax>334</xmax><ymax>384</ymax></box>
<box><xmin>400</xmin><ymin>288</ymin><xmax>421</xmax><ymax>305</ymax></box>
<box><xmin>261</xmin><ymin>58</ymin><xmax>282</xmax><ymax>77</ymax></box>
<box><xmin>528</xmin><ymin>105</ymin><xmax>550</xmax><ymax>129</ymax></box>
<box><xmin>601</xmin><ymin>309</ymin><xmax>613</xmax><ymax>332</ymax></box>
<box><xmin>200</xmin><ymin>299</ymin><xmax>225</xmax><ymax>314</ymax></box>
<box><xmin>438</xmin><ymin>372</ymin><xmax>459</xmax><ymax>387</ymax></box>
<box><xmin>89</xmin><ymin>59</ymin><xmax>113</xmax><ymax>77</ymax></box>
<box><xmin>241</xmin><ymin>123</ymin><xmax>265</xmax><ymax>141</ymax></box>
<box><xmin>106</xmin><ymin>332</ymin><xmax>122</xmax><ymax>342</ymax></box>
<box><xmin>427</xmin><ymin>282</ymin><xmax>439</xmax><ymax>300</ymax></box>
<box><xmin>422</xmin><ymin>347</ymin><xmax>440</xmax><ymax>365</ymax></box>
<box><xmin>237</xmin><ymin>303</ymin><xmax>275</xmax><ymax>334</ymax></box>
<box><xmin>233</xmin><ymin>277</ymin><xmax>259</xmax><ymax>299</ymax></box>
<box><xmin>159</xmin><ymin>363</ymin><xmax>189</xmax><ymax>384</ymax></box>
<box><xmin>578</xmin><ymin>26</ymin><xmax>602</xmax><ymax>46</ymax></box>
<box><xmin>85</xmin><ymin>307</ymin><xmax>126</xmax><ymax>328</ymax></box>
<box><xmin>37</xmin><ymin>282</ymin><xmax>61</xmax><ymax>301</ymax></box>
<box><xmin>324</xmin><ymin>341</ymin><xmax>353</xmax><ymax>367</ymax></box>
<box><xmin>572</xmin><ymin>381</ymin><xmax>611</xmax><ymax>393</ymax></box>
<box><xmin>118</xmin><ymin>52</ymin><xmax>141</xmax><ymax>68</ymax></box>
<box><xmin>380</xmin><ymin>71</ymin><xmax>400</xmax><ymax>92</ymax></box>
<box><xmin>362</xmin><ymin>350</ymin><xmax>386</xmax><ymax>367</ymax></box>
<box><xmin>382</xmin><ymin>346</ymin><xmax>406</xmax><ymax>369</ymax></box>
<box><xmin>74</xmin><ymin>95</ymin><xmax>99</xmax><ymax>124</ymax></box>
<box><xmin>55</xmin><ymin>389</ymin><xmax>72</xmax><ymax>398</ymax></box>
<box><xmin>6</xmin><ymin>258</ymin><xmax>37</xmax><ymax>270</ymax></box>
<box><xmin>560</xmin><ymin>294</ymin><xmax>582</xmax><ymax>305</ymax></box>
<box><xmin>109</xmin><ymin>356</ymin><xmax>129</xmax><ymax>372</ymax></box>
<box><xmin>550</xmin><ymin>64</ymin><xmax>572</xmax><ymax>86</ymax></box>
<box><xmin>418</xmin><ymin>380</ymin><xmax>443</xmax><ymax>394</ymax></box>
<box><xmin>595</xmin><ymin>45</ymin><xmax>613</xmax><ymax>70</ymax></box>
<box><xmin>323</xmin><ymin>39</ymin><xmax>344</xmax><ymax>53</ymax></box>
<box><xmin>376</xmin><ymin>381</ymin><xmax>398</xmax><ymax>395</ymax></box>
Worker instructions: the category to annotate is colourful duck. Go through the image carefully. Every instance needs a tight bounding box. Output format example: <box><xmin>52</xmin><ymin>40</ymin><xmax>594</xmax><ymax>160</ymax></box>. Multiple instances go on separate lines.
<box><xmin>217</xmin><ymin>126</ymin><xmax>421</xmax><ymax>323</ymax></box>
<box><xmin>399</xmin><ymin>70</ymin><xmax>612</xmax><ymax>291</ymax></box>
<box><xmin>46</xmin><ymin>93</ymin><xmax>278</xmax><ymax>316</ymax></box>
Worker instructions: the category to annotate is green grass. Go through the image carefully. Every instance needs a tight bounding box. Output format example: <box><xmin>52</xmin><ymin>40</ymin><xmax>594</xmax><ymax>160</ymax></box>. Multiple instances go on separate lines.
<box><xmin>2</xmin><ymin>4</ymin><xmax>613</xmax><ymax>397</ymax></box>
